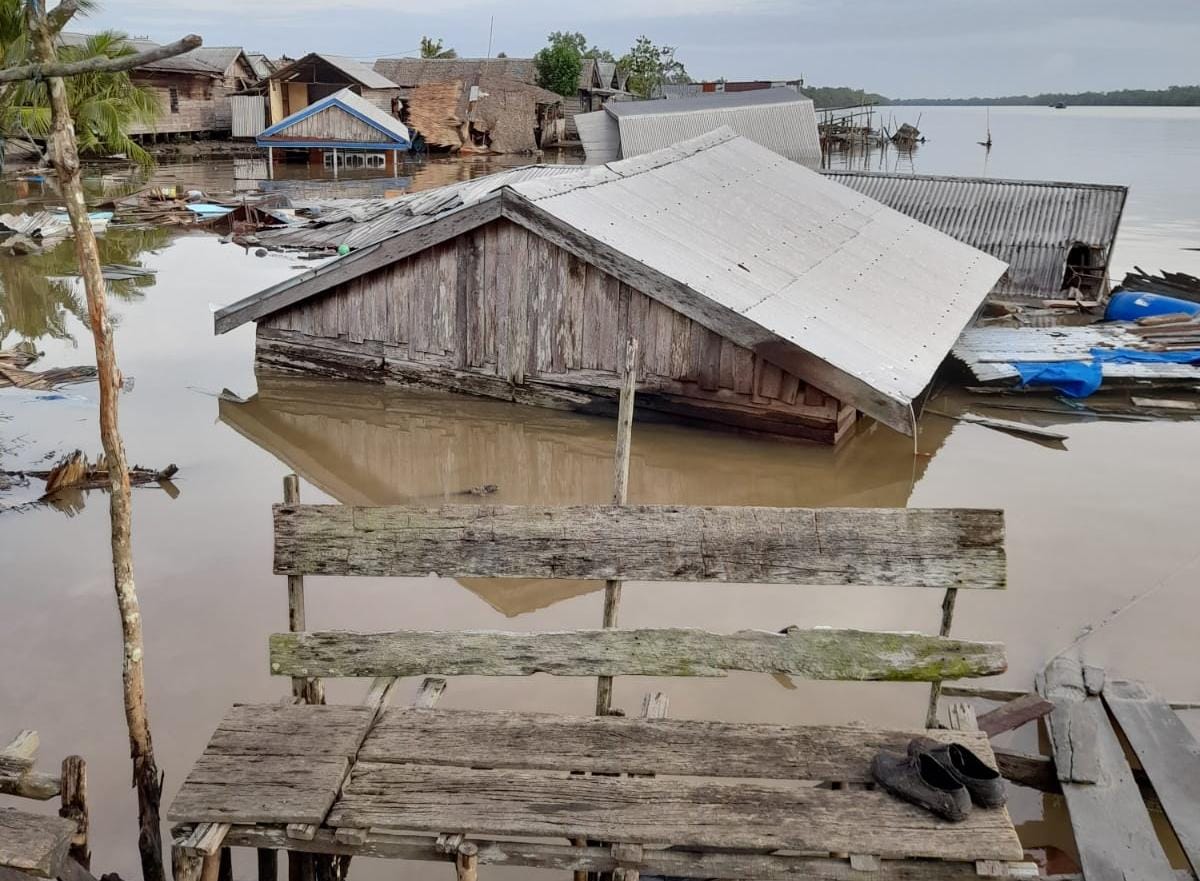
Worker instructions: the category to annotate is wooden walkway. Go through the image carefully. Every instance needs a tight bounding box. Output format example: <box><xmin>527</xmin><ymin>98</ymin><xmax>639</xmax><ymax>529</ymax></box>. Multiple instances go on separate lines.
<box><xmin>1033</xmin><ymin>659</ymin><xmax>1200</xmax><ymax>881</ymax></box>
<box><xmin>171</xmin><ymin>700</ymin><xmax>1025</xmax><ymax>875</ymax></box>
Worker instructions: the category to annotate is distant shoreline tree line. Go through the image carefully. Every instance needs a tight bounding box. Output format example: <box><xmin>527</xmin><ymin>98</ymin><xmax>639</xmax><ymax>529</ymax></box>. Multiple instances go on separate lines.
<box><xmin>811</xmin><ymin>84</ymin><xmax>1200</xmax><ymax>107</ymax></box>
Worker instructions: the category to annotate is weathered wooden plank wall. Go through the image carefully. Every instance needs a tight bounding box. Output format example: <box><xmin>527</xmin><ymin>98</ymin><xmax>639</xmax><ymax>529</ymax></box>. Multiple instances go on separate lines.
<box><xmin>268</xmin><ymin>105</ymin><xmax>392</xmax><ymax>143</ymax></box>
<box><xmin>260</xmin><ymin>218</ymin><xmax>854</xmax><ymax>441</ymax></box>
<box><xmin>129</xmin><ymin>70</ymin><xmax>240</xmax><ymax>135</ymax></box>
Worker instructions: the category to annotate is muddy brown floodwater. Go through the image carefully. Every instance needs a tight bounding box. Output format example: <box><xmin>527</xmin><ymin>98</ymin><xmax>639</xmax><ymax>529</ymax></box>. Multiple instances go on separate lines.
<box><xmin>3</xmin><ymin>108</ymin><xmax>1200</xmax><ymax>878</ymax></box>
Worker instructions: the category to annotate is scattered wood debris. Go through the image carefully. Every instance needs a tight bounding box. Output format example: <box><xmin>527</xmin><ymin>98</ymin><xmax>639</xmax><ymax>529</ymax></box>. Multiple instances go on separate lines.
<box><xmin>1118</xmin><ymin>267</ymin><xmax>1200</xmax><ymax>304</ymax></box>
<box><xmin>927</xmin><ymin>409</ymin><xmax>1068</xmax><ymax>444</ymax></box>
<box><xmin>0</xmin><ymin>345</ymin><xmax>96</xmax><ymax>390</ymax></box>
<box><xmin>3</xmin><ymin>450</ymin><xmax>179</xmax><ymax>499</ymax></box>
<box><xmin>1130</xmin><ymin>397</ymin><xmax>1200</xmax><ymax>411</ymax></box>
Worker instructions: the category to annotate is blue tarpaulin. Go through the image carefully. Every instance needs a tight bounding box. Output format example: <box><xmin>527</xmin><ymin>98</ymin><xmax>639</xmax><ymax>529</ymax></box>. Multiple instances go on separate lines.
<box><xmin>1014</xmin><ymin>347</ymin><xmax>1200</xmax><ymax>397</ymax></box>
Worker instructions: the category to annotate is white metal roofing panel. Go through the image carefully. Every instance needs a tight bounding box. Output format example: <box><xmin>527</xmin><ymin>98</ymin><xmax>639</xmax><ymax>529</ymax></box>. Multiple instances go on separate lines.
<box><xmin>512</xmin><ymin>128</ymin><xmax>1007</xmax><ymax>407</ymax></box>
<box><xmin>610</xmin><ymin>93</ymin><xmax>820</xmax><ymax>167</ymax></box>
<box><xmin>319</xmin><ymin>54</ymin><xmax>398</xmax><ymax>89</ymax></box>
<box><xmin>575</xmin><ymin>110</ymin><xmax>621</xmax><ymax>164</ymax></box>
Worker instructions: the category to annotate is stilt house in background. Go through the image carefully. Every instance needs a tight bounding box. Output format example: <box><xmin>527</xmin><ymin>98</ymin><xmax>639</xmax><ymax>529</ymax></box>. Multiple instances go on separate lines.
<box><xmin>262</xmin><ymin>53</ymin><xmax>402</xmax><ymax>127</ymax></box>
<box><xmin>256</xmin><ymin>88</ymin><xmax>411</xmax><ymax>173</ymax></box>
<box><xmin>824</xmin><ymin>171</ymin><xmax>1128</xmax><ymax>302</ymax></box>
<box><xmin>576</xmin><ymin>89</ymin><xmax>821</xmax><ymax>167</ymax></box>
<box><xmin>373</xmin><ymin>58</ymin><xmax>565</xmax><ymax>153</ymax></box>
<box><xmin>62</xmin><ymin>35</ymin><xmax>261</xmax><ymax>137</ymax></box>
<box><xmin>215</xmin><ymin>128</ymin><xmax>1006</xmax><ymax>444</ymax></box>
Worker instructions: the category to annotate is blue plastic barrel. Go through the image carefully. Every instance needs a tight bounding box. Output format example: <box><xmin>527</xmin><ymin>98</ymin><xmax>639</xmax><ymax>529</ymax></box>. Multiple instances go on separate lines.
<box><xmin>1106</xmin><ymin>291</ymin><xmax>1200</xmax><ymax>321</ymax></box>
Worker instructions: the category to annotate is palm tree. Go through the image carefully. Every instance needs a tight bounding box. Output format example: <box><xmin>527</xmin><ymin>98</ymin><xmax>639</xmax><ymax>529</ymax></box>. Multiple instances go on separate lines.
<box><xmin>0</xmin><ymin>3</ymin><xmax>159</xmax><ymax>166</ymax></box>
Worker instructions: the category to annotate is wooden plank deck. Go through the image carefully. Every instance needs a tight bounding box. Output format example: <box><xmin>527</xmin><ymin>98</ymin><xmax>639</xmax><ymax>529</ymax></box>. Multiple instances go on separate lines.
<box><xmin>1038</xmin><ymin>659</ymin><xmax>1176</xmax><ymax>881</ymax></box>
<box><xmin>167</xmin><ymin>704</ymin><xmax>375</xmax><ymax>826</ymax></box>
<box><xmin>170</xmin><ymin>703</ymin><xmax>1023</xmax><ymax>865</ymax></box>
<box><xmin>0</xmin><ymin>808</ymin><xmax>76</xmax><ymax>878</ymax></box>
<box><xmin>1104</xmin><ymin>678</ymin><xmax>1200</xmax><ymax>874</ymax></box>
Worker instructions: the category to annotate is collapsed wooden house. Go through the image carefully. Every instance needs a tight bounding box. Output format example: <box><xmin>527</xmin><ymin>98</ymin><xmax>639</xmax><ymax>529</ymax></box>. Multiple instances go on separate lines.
<box><xmin>577</xmin><ymin>89</ymin><xmax>822</xmax><ymax>167</ymax></box>
<box><xmin>825</xmin><ymin>171</ymin><xmax>1128</xmax><ymax>303</ymax></box>
<box><xmin>373</xmin><ymin>58</ymin><xmax>564</xmax><ymax>153</ymax></box>
<box><xmin>215</xmin><ymin>128</ymin><xmax>1006</xmax><ymax>443</ymax></box>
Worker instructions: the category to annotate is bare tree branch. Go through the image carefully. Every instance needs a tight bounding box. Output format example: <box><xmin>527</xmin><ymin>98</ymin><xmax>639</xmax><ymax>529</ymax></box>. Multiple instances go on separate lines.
<box><xmin>0</xmin><ymin>34</ymin><xmax>202</xmax><ymax>83</ymax></box>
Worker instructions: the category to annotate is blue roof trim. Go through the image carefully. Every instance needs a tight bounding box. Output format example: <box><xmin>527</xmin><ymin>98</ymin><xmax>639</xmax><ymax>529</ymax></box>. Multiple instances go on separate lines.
<box><xmin>257</xmin><ymin>96</ymin><xmax>410</xmax><ymax>147</ymax></box>
<box><xmin>257</xmin><ymin>140</ymin><xmax>411</xmax><ymax>151</ymax></box>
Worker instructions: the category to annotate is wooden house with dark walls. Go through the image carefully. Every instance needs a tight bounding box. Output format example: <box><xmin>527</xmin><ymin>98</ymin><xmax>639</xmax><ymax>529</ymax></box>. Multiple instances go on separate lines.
<box><xmin>215</xmin><ymin>128</ymin><xmax>1006</xmax><ymax>444</ymax></box>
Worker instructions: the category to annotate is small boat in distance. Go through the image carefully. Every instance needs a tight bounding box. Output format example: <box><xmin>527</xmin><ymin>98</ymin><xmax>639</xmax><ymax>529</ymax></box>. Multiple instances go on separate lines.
<box><xmin>978</xmin><ymin>107</ymin><xmax>993</xmax><ymax>147</ymax></box>
<box><xmin>1053</xmin><ymin>102</ymin><xmax>1067</xmax><ymax>109</ymax></box>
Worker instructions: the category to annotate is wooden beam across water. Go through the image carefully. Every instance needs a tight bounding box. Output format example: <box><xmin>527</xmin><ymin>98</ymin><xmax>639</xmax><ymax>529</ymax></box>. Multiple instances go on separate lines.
<box><xmin>274</xmin><ymin>503</ymin><xmax>1005</xmax><ymax>588</ymax></box>
<box><xmin>269</xmin><ymin>627</ymin><xmax>1007</xmax><ymax>682</ymax></box>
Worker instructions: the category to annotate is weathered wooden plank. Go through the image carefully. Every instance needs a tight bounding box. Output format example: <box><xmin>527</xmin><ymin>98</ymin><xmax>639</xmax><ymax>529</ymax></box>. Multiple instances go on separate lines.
<box><xmin>224</xmin><ymin>825</ymin><xmax>1026</xmax><ymax>881</ymax></box>
<box><xmin>1037</xmin><ymin>659</ymin><xmax>1175</xmax><ymax>881</ymax></box>
<box><xmin>0</xmin><ymin>770</ymin><xmax>59</xmax><ymax>801</ymax></box>
<box><xmin>327</xmin><ymin>763</ymin><xmax>1023</xmax><ymax>860</ymax></box>
<box><xmin>201</xmin><ymin>704</ymin><xmax>375</xmax><ymax>758</ymax></box>
<box><xmin>358</xmin><ymin>708</ymin><xmax>994</xmax><ymax>781</ymax></box>
<box><xmin>975</xmin><ymin>694</ymin><xmax>1054</xmax><ymax>738</ymax></box>
<box><xmin>1104</xmin><ymin>678</ymin><xmax>1200</xmax><ymax>873</ymax></box>
<box><xmin>215</xmin><ymin>196</ymin><xmax>503</xmax><ymax>335</ymax></box>
<box><xmin>270</xmin><ymin>627</ymin><xmax>1006</xmax><ymax>681</ymax></box>
<box><xmin>0</xmin><ymin>808</ymin><xmax>75</xmax><ymax>877</ymax></box>
<box><xmin>274</xmin><ymin>504</ymin><xmax>1005</xmax><ymax>587</ymax></box>
<box><xmin>168</xmin><ymin>704</ymin><xmax>377</xmax><ymax>825</ymax></box>
<box><xmin>0</xmin><ymin>731</ymin><xmax>38</xmax><ymax>775</ymax></box>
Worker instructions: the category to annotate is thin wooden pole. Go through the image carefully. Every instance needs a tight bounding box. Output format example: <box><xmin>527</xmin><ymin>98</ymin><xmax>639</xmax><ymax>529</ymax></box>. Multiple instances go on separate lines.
<box><xmin>925</xmin><ymin>587</ymin><xmax>959</xmax><ymax>728</ymax></box>
<box><xmin>58</xmin><ymin>755</ymin><xmax>89</xmax><ymax>870</ymax></box>
<box><xmin>26</xmin><ymin>6</ymin><xmax>166</xmax><ymax>879</ymax></box>
<box><xmin>595</xmin><ymin>337</ymin><xmax>638</xmax><ymax>717</ymax></box>
<box><xmin>283</xmin><ymin>475</ymin><xmax>323</xmax><ymax>705</ymax></box>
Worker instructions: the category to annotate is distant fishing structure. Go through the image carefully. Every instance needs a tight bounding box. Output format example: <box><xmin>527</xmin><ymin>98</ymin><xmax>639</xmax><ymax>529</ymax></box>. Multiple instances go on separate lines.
<box><xmin>978</xmin><ymin>107</ymin><xmax>993</xmax><ymax>149</ymax></box>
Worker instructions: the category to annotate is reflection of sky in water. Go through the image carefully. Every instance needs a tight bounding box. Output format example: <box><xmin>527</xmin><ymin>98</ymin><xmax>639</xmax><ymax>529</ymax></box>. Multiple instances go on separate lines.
<box><xmin>1</xmin><ymin>109</ymin><xmax>1199</xmax><ymax>878</ymax></box>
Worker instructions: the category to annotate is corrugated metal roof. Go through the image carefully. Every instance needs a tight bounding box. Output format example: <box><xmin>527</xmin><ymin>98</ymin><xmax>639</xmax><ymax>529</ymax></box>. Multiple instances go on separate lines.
<box><xmin>258</xmin><ymin>88</ymin><xmax>409</xmax><ymax>147</ymax></box>
<box><xmin>59</xmin><ymin>32</ymin><xmax>225</xmax><ymax>75</ymax></box>
<box><xmin>602</xmin><ymin>90</ymin><xmax>821</xmax><ymax>167</ymax></box>
<box><xmin>269</xmin><ymin>53</ymin><xmax>398</xmax><ymax>89</ymax></box>
<box><xmin>258</xmin><ymin>165</ymin><xmax>585</xmax><ymax>250</ymax></box>
<box><xmin>953</xmin><ymin>325</ymin><xmax>1200</xmax><ymax>384</ymax></box>
<box><xmin>245</xmin><ymin>52</ymin><xmax>274</xmax><ymax>80</ymax></box>
<box><xmin>575</xmin><ymin>110</ymin><xmax>620</xmax><ymax>164</ymax></box>
<box><xmin>825</xmin><ymin>171</ymin><xmax>1127</xmax><ymax>300</ymax></box>
<box><xmin>512</xmin><ymin>128</ymin><xmax>1006</xmax><ymax>409</ymax></box>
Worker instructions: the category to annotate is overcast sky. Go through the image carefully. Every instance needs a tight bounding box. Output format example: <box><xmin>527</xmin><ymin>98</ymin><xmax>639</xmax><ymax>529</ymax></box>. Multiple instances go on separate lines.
<box><xmin>74</xmin><ymin>0</ymin><xmax>1198</xmax><ymax>98</ymax></box>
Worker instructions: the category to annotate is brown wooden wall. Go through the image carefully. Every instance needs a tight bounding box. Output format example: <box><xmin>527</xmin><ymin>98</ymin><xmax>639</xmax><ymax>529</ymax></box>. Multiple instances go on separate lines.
<box><xmin>129</xmin><ymin>72</ymin><xmax>236</xmax><ymax>135</ymax></box>
<box><xmin>267</xmin><ymin>104</ymin><xmax>392</xmax><ymax>143</ymax></box>
<box><xmin>259</xmin><ymin>218</ymin><xmax>855</xmax><ymax>442</ymax></box>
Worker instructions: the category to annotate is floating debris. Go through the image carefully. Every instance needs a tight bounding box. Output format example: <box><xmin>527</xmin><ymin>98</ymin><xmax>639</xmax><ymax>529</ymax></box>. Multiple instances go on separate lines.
<box><xmin>0</xmin><ymin>346</ymin><xmax>96</xmax><ymax>391</ymax></box>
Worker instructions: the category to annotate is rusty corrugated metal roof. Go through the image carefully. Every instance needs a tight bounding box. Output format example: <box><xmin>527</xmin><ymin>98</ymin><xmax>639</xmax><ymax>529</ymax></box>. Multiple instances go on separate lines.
<box><xmin>824</xmin><ymin>170</ymin><xmax>1127</xmax><ymax>300</ymax></box>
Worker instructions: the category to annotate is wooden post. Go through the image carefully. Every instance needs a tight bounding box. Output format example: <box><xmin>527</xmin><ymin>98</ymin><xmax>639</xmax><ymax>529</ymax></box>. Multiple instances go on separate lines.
<box><xmin>257</xmin><ymin>848</ymin><xmax>278</xmax><ymax>881</ymax></box>
<box><xmin>595</xmin><ymin>337</ymin><xmax>638</xmax><ymax>716</ymax></box>
<box><xmin>58</xmin><ymin>755</ymin><xmax>89</xmax><ymax>870</ymax></box>
<box><xmin>925</xmin><ymin>587</ymin><xmax>958</xmax><ymax>728</ymax></box>
<box><xmin>283</xmin><ymin>475</ymin><xmax>323</xmax><ymax>705</ymax></box>
<box><xmin>267</xmin><ymin>146</ymin><xmax>273</xmax><ymax>180</ymax></box>
<box><xmin>455</xmin><ymin>842</ymin><xmax>478</xmax><ymax>881</ymax></box>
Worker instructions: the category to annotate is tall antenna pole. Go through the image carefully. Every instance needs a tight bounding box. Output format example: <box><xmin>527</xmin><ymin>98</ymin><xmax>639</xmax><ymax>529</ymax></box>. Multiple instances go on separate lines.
<box><xmin>487</xmin><ymin>15</ymin><xmax>494</xmax><ymax>58</ymax></box>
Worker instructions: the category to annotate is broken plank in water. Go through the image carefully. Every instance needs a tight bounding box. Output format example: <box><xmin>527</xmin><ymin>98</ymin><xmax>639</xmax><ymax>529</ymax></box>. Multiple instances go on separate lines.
<box><xmin>1103</xmin><ymin>679</ymin><xmax>1200</xmax><ymax>873</ymax></box>
<box><xmin>975</xmin><ymin>694</ymin><xmax>1054</xmax><ymax>738</ymax></box>
<box><xmin>270</xmin><ymin>627</ymin><xmax>1008</xmax><ymax>682</ymax></box>
<box><xmin>1037</xmin><ymin>658</ymin><xmax>1175</xmax><ymax>881</ymax></box>
<box><xmin>928</xmin><ymin>410</ymin><xmax>1068</xmax><ymax>442</ymax></box>
<box><xmin>1131</xmin><ymin>397</ymin><xmax>1200</xmax><ymax>411</ymax></box>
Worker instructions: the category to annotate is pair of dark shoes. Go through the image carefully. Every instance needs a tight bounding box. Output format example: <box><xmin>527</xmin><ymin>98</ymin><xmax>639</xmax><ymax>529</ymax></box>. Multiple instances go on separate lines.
<box><xmin>871</xmin><ymin>737</ymin><xmax>1006</xmax><ymax>822</ymax></box>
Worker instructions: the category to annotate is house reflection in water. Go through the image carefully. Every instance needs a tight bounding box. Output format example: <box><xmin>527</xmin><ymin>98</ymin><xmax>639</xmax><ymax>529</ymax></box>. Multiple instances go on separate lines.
<box><xmin>218</xmin><ymin>374</ymin><xmax>952</xmax><ymax>617</ymax></box>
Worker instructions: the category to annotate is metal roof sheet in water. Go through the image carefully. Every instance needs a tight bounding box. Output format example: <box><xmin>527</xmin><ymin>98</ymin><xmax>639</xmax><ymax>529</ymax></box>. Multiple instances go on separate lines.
<box><xmin>953</xmin><ymin>325</ymin><xmax>1200</xmax><ymax>384</ymax></box>
<box><xmin>574</xmin><ymin>110</ymin><xmax>621</xmax><ymax>164</ymax></box>
<box><xmin>596</xmin><ymin>89</ymin><xmax>820</xmax><ymax>167</ymax></box>
<box><xmin>824</xmin><ymin>171</ymin><xmax>1127</xmax><ymax>300</ymax></box>
<box><xmin>511</xmin><ymin>128</ymin><xmax>1006</xmax><ymax>412</ymax></box>
<box><xmin>258</xmin><ymin>165</ymin><xmax>585</xmax><ymax>250</ymax></box>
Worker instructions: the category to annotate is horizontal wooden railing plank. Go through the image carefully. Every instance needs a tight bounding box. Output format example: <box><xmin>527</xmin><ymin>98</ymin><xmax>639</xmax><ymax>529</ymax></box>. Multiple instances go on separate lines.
<box><xmin>326</xmin><ymin>763</ymin><xmax>1024</xmax><ymax>861</ymax></box>
<box><xmin>225</xmin><ymin>825</ymin><xmax>1029</xmax><ymax>880</ymax></box>
<box><xmin>358</xmin><ymin>708</ymin><xmax>994</xmax><ymax>781</ymax></box>
<box><xmin>273</xmin><ymin>504</ymin><xmax>1005</xmax><ymax>588</ymax></box>
<box><xmin>270</xmin><ymin>628</ymin><xmax>1006</xmax><ymax>681</ymax></box>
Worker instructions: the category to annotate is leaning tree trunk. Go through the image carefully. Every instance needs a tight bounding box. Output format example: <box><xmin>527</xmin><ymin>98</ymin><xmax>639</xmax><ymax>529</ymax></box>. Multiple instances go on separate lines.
<box><xmin>27</xmin><ymin>6</ymin><xmax>166</xmax><ymax>881</ymax></box>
